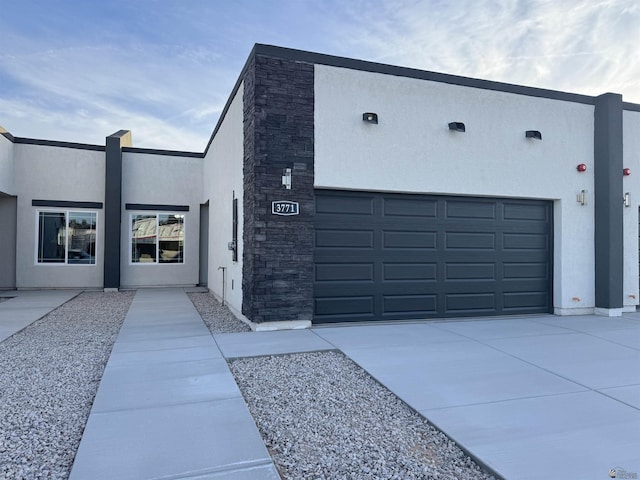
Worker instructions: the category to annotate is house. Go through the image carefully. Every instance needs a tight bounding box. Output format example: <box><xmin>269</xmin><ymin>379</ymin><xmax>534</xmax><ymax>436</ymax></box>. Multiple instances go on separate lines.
<box><xmin>1</xmin><ymin>44</ymin><xmax>639</xmax><ymax>329</ymax></box>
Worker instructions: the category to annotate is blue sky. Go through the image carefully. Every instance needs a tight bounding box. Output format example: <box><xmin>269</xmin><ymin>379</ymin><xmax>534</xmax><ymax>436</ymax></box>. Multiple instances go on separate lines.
<box><xmin>1</xmin><ymin>0</ymin><xmax>638</xmax><ymax>151</ymax></box>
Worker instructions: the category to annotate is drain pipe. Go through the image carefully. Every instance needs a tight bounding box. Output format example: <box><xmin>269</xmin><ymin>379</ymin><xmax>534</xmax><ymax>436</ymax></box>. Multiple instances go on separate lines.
<box><xmin>217</xmin><ymin>266</ymin><xmax>226</xmax><ymax>306</ymax></box>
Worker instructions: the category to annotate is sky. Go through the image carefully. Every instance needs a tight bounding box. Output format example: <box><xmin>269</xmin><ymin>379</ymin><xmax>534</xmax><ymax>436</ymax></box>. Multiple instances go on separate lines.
<box><xmin>1</xmin><ymin>0</ymin><xmax>638</xmax><ymax>151</ymax></box>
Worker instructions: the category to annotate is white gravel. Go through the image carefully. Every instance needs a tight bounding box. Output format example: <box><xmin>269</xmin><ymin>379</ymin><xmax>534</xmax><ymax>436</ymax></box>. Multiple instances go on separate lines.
<box><xmin>0</xmin><ymin>291</ymin><xmax>134</xmax><ymax>480</ymax></box>
<box><xmin>188</xmin><ymin>292</ymin><xmax>251</xmax><ymax>333</ymax></box>
<box><xmin>230</xmin><ymin>351</ymin><xmax>498</xmax><ymax>480</ymax></box>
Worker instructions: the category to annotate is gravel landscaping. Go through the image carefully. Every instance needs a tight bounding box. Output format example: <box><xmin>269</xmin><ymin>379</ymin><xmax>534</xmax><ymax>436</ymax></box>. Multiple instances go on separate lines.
<box><xmin>230</xmin><ymin>351</ymin><xmax>498</xmax><ymax>480</ymax></box>
<box><xmin>188</xmin><ymin>292</ymin><xmax>251</xmax><ymax>333</ymax></box>
<box><xmin>0</xmin><ymin>291</ymin><xmax>134</xmax><ymax>480</ymax></box>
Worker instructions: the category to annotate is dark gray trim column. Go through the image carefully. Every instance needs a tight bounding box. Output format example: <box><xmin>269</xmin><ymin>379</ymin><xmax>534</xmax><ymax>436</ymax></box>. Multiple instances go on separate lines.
<box><xmin>104</xmin><ymin>130</ymin><xmax>131</xmax><ymax>290</ymax></box>
<box><xmin>594</xmin><ymin>93</ymin><xmax>623</xmax><ymax>314</ymax></box>
<box><xmin>0</xmin><ymin>195</ymin><xmax>17</xmax><ymax>289</ymax></box>
<box><xmin>242</xmin><ymin>54</ymin><xmax>315</xmax><ymax>325</ymax></box>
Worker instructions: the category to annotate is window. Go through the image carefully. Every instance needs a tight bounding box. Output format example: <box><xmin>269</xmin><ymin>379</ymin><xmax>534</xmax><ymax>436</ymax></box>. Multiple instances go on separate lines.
<box><xmin>131</xmin><ymin>213</ymin><xmax>184</xmax><ymax>264</ymax></box>
<box><xmin>37</xmin><ymin>211</ymin><xmax>97</xmax><ymax>265</ymax></box>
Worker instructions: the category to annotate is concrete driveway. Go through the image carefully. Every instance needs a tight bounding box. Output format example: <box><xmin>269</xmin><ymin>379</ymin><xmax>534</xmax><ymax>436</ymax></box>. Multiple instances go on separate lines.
<box><xmin>217</xmin><ymin>312</ymin><xmax>640</xmax><ymax>480</ymax></box>
<box><xmin>311</xmin><ymin>314</ymin><xmax>640</xmax><ymax>480</ymax></box>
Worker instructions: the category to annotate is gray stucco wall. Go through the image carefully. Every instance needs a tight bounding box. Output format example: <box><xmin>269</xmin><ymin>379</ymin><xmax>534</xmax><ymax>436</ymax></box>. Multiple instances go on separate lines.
<box><xmin>120</xmin><ymin>152</ymin><xmax>203</xmax><ymax>287</ymax></box>
<box><xmin>14</xmin><ymin>143</ymin><xmax>106</xmax><ymax>288</ymax></box>
<box><xmin>203</xmin><ymin>83</ymin><xmax>245</xmax><ymax>315</ymax></box>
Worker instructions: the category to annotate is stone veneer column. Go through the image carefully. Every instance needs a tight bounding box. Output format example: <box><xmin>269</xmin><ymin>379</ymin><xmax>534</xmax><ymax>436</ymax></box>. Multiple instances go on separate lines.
<box><xmin>242</xmin><ymin>54</ymin><xmax>315</xmax><ymax>324</ymax></box>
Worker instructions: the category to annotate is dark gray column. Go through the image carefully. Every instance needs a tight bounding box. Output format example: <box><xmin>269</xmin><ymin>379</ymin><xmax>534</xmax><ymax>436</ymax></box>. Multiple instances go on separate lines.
<box><xmin>242</xmin><ymin>54</ymin><xmax>315</xmax><ymax>324</ymax></box>
<box><xmin>594</xmin><ymin>93</ymin><xmax>623</xmax><ymax>312</ymax></box>
<box><xmin>0</xmin><ymin>195</ymin><xmax>17</xmax><ymax>289</ymax></box>
<box><xmin>104</xmin><ymin>130</ymin><xmax>131</xmax><ymax>290</ymax></box>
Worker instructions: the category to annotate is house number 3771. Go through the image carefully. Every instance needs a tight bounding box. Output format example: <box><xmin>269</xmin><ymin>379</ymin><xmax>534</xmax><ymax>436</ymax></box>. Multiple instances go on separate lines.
<box><xmin>272</xmin><ymin>201</ymin><xmax>300</xmax><ymax>216</ymax></box>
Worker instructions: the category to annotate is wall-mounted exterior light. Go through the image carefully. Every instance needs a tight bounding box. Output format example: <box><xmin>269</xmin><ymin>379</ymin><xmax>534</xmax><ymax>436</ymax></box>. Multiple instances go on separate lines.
<box><xmin>448</xmin><ymin>122</ymin><xmax>466</xmax><ymax>132</ymax></box>
<box><xmin>577</xmin><ymin>189</ymin><xmax>587</xmax><ymax>206</ymax></box>
<box><xmin>623</xmin><ymin>168</ymin><xmax>631</xmax><ymax>176</ymax></box>
<box><xmin>362</xmin><ymin>112</ymin><xmax>378</xmax><ymax>124</ymax></box>
<box><xmin>624</xmin><ymin>192</ymin><xmax>631</xmax><ymax>207</ymax></box>
<box><xmin>525</xmin><ymin>130</ymin><xmax>542</xmax><ymax>140</ymax></box>
<box><xmin>282</xmin><ymin>168</ymin><xmax>292</xmax><ymax>189</ymax></box>
<box><xmin>577</xmin><ymin>164</ymin><xmax>587</xmax><ymax>172</ymax></box>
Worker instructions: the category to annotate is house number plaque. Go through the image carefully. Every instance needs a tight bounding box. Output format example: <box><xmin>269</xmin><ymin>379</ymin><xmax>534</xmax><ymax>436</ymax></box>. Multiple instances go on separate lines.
<box><xmin>272</xmin><ymin>201</ymin><xmax>299</xmax><ymax>216</ymax></box>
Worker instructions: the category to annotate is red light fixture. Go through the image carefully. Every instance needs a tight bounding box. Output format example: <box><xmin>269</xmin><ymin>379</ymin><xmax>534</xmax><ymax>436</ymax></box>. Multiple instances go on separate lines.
<box><xmin>623</xmin><ymin>168</ymin><xmax>631</xmax><ymax>176</ymax></box>
<box><xmin>577</xmin><ymin>164</ymin><xmax>587</xmax><ymax>172</ymax></box>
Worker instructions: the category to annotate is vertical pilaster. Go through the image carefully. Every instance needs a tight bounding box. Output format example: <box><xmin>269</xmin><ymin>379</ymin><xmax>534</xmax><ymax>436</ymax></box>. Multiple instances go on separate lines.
<box><xmin>242</xmin><ymin>54</ymin><xmax>315</xmax><ymax>324</ymax></box>
<box><xmin>104</xmin><ymin>130</ymin><xmax>131</xmax><ymax>290</ymax></box>
<box><xmin>594</xmin><ymin>93</ymin><xmax>623</xmax><ymax>315</ymax></box>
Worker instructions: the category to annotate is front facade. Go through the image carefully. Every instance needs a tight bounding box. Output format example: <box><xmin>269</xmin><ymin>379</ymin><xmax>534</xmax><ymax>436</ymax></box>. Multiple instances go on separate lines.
<box><xmin>2</xmin><ymin>44</ymin><xmax>640</xmax><ymax>328</ymax></box>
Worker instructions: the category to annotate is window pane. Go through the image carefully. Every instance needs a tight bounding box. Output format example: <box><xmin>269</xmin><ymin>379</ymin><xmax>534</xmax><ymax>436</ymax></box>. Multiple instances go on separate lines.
<box><xmin>132</xmin><ymin>215</ymin><xmax>157</xmax><ymax>263</ymax></box>
<box><xmin>158</xmin><ymin>214</ymin><xmax>184</xmax><ymax>263</ymax></box>
<box><xmin>68</xmin><ymin>212</ymin><xmax>97</xmax><ymax>264</ymax></box>
<box><xmin>38</xmin><ymin>212</ymin><xmax>66</xmax><ymax>263</ymax></box>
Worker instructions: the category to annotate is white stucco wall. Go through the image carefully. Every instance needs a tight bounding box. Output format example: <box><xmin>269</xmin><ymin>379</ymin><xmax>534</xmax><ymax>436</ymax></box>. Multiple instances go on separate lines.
<box><xmin>13</xmin><ymin>143</ymin><xmax>105</xmax><ymax>288</ymax></box>
<box><xmin>315</xmin><ymin>65</ymin><xmax>596</xmax><ymax>314</ymax></box>
<box><xmin>120</xmin><ymin>152</ymin><xmax>203</xmax><ymax>287</ymax></box>
<box><xmin>203</xmin><ymin>82</ymin><xmax>245</xmax><ymax>317</ymax></box>
<box><xmin>0</xmin><ymin>132</ymin><xmax>15</xmax><ymax>195</ymax></box>
<box><xmin>622</xmin><ymin>109</ymin><xmax>640</xmax><ymax>310</ymax></box>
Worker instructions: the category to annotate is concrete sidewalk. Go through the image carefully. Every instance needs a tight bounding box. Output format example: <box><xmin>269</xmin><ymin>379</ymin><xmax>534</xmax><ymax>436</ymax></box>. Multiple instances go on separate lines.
<box><xmin>69</xmin><ymin>289</ymin><xmax>279</xmax><ymax>480</ymax></box>
<box><xmin>0</xmin><ymin>290</ymin><xmax>80</xmax><ymax>341</ymax></box>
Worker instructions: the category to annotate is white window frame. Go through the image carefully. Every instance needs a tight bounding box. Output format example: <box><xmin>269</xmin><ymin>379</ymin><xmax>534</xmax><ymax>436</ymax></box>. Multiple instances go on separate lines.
<box><xmin>129</xmin><ymin>212</ymin><xmax>185</xmax><ymax>265</ymax></box>
<box><xmin>34</xmin><ymin>209</ymin><xmax>98</xmax><ymax>266</ymax></box>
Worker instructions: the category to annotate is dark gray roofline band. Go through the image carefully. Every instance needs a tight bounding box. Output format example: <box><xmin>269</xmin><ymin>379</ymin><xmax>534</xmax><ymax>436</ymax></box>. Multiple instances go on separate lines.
<box><xmin>123</xmin><ymin>147</ymin><xmax>203</xmax><ymax>158</ymax></box>
<box><xmin>32</xmin><ymin>200</ymin><xmax>103</xmax><ymax>209</ymax></box>
<box><xmin>125</xmin><ymin>203</ymin><xmax>190</xmax><ymax>212</ymax></box>
<box><xmin>5</xmin><ymin>135</ymin><xmax>104</xmax><ymax>151</ymax></box>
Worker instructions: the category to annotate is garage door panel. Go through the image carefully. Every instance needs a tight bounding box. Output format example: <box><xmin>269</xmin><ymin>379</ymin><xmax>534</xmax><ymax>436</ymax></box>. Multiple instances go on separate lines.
<box><xmin>383</xmin><ymin>197</ymin><xmax>437</xmax><ymax>218</ymax></box>
<box><xmin>383</xmin><ymin>294</ymin><xmax>438</xmax><ymax>315</ymax></box>
<box><xmin>314</xmin><ymin>191</ymin><xmax>552</xmax><ymax>323</ymax></box>
<box><xmin>383</xmin><ymin>263</ymin><xmax>437</xmax><ymax>281</ymax></box>
<box><xmin>503</xmin><ymin>202</ymin><xmax>549</xmax><ymax>221</ymax></box>
<box><xmin>503</xmin><ymin>292</ymin><xmax>549</xmax><ymax>310</ymax></box>
<box><xmin>445</xmin><ymin>293</ymin><xmax>497</xmax><ymax>313</ymax></box>
<box><xmin>316</xmin><ymin>194</ymin><xmax>374</xmax><ymax>216</ymax></box>
<box><xmin>503</xmin><ymin>233</ymin><xmax>549</xmax><ymax>250</ymax></box>
<box><xmin>445</xmin><ymin>231</ymin><xmax>496</xmax><ymax>250</ymax></box>
<box><xmin>315</xmin><ymin>229</ymin><xmax>374</xmax><ymax>248</ymax></box>
<box><xmin>315</xmin><ymin>296</ymin><xmax>374</xmax><ymax>318</ymax></box>
<box><xmin>503</xmin><ymin>263</ymin><xmax>548</xmax><ymax>279</ymax></box>
<box><xmin>445</xmin><ymin>263</ymin><xmax>496</xmax><ymax>281</ymax></box>
<box><xmin>445</xmin><ymin>200</ymin><xmax>497</xmax><ymax>220</ymax></box>
<box><xmin>383</xmin><ymin>230</ymin><xmax>438</xmax><ymax>249</ymax></box>
<box><xmin>501</xmin><ymin>278</ymin><xmax>549</xmax><ymax>290</ymax></box>
<box><xmin>315</xmin><ymin>263</ymin><xmax>374</xmax><ymax>282</ymax></box>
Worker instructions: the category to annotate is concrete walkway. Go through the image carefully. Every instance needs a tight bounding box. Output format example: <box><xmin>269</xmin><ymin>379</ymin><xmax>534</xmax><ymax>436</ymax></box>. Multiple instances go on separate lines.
<box><xmin>0</xmin><ymin>289</ymin><xmax>80</xmax><ymax>341</ymax></box>
<box><xmin>215</xmin><ymin>314</ymin><xmax>640</xmax><ymax>480</ymax></box>
<box><xmin>8</xmin><ymin>288</ymin><xmax>637</xmax><ymax>479</ymax></box>
<box><xmin>69</xmin><ymin>289</ymin><xmax>279</xmax><ymax>480</ymax></box>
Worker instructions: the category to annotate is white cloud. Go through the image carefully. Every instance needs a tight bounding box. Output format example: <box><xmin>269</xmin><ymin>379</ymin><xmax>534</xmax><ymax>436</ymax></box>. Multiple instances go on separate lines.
<box><xmin>330</xmin><ymin>0</ymin><xmax>640</xmax><ymax>102</ymax></box>
<box><xmin>0</xmin><ymin>37</ymin><xmax>240</xmax><ymax>150</ymax></box>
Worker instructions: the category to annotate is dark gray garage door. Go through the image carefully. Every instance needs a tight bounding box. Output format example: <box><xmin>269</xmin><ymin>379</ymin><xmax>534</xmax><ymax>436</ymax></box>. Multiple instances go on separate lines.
<box><xmin>314</xmin><ymin>190</ymin><xmax>553</xmax><ymax>323</ymax></box>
